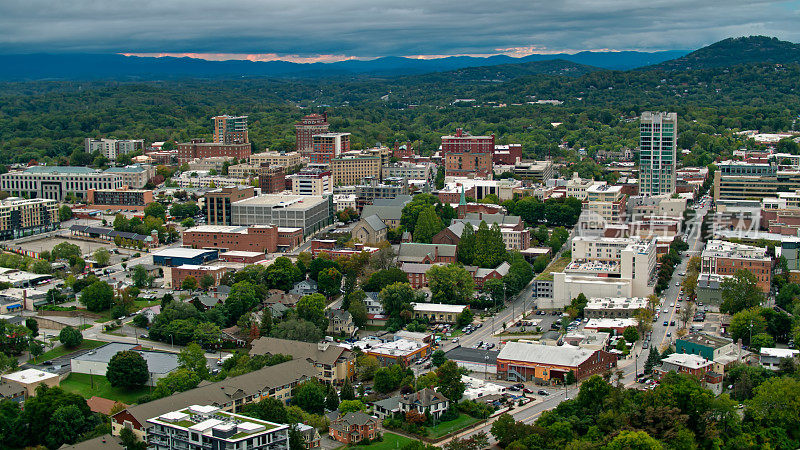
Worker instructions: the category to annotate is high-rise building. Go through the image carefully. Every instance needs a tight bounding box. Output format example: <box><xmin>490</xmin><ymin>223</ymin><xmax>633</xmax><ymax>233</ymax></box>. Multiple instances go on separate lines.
<box><xmin>204</xmin><ymin>186</ymin><xmax>255</xmax><ymax>226</ymax></box>
<box><xmin>84</xmin><ymin>138</ymin><xmax>144</xmax><ymax>161</ymax></box>
<box><xmin>310</xmin><ymin>133</ymin><xmax>350</xmax><ymax>165</ymax></box>
<box><xmin>639</xmin><ymin>112</ymin><xmax>677</xmax><ymax>196</ymax></box>
<box><xmin>295</xmin><ymin>113</ymin><xmax>330</xmax><ymax>155</ymax></box>
<box><xmin>212</xmin><ymin>115</ymin><xmax>249</xmax><ymax>144</ymax></box>
<box><xmin>441</xmin><ymin>128</ymin><xmax>494</xmax><ymax>178</ymax></box>
<box><xmin>0</xmin><ymin>197</ymin><xmax>60</xmax><ymax>240</ymax></box>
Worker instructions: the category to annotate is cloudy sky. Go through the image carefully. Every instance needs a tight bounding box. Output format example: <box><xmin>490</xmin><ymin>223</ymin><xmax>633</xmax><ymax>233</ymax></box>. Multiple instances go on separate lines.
<box><xmin>1</xmin><ymin>0</ymin><xmax>799</xmax><ymax>62</ymax></box>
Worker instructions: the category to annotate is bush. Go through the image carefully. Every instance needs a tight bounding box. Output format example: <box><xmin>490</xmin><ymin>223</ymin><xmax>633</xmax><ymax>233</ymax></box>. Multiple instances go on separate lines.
<box><xmin>59</xmin><ymin>326</ymin><xmax>83</xmax><ymax>348</ymax></box>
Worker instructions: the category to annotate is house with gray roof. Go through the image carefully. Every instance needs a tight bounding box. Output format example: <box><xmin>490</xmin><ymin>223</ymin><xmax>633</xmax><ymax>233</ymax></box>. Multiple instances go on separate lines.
<box><xmin>372</xmin><ymin>396</ymin><xmax>401</xmax><ymax>420</ymax></box>
<box><xmin>399</xmin><ymin>388</ymin><xmax>450</xmax><ymax>420</ymax></box>
<box><xmin>249</xmin><ymin>337</ymin><xmax>354</xmax><ymax>384</ymax></box>
<box><xmin>351</xmin><ymin>214</ymin><xmax>387</xmax><ymax>244</ymax></box>
<box><xmin>327</xmin><ymin>309</ymin><xmax>356</xmax><ymax>337</ymax></box>
<box><xmin>289</xmin><ymin>279</ymin><xmax>318</xmax><ymax>296</ymax></box>
<box><xmin>397</xmin><ymin>243</ymin><xmax>457</xmax><ymax>264</ymax></box>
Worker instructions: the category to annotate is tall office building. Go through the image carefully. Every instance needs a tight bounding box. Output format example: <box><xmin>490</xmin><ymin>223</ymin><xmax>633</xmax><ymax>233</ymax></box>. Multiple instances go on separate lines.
<box><xmin>212</xmin><ymin>115</ymin><xmax>249</xmax><ymax>144</ymax></box>
<box><xmin>295</xmin><ymin>113</ymin><xmax>330</xmax><ymax>155</ymax></box>
<box><xmin>310</xmin><ymin>133</ymin><xmax>350</xmax><ymax>165</ymax></box>
<box><xmin>639</xmin><ymin>112</ymin><xmax>677</xmax><ymax>196</ymax></box>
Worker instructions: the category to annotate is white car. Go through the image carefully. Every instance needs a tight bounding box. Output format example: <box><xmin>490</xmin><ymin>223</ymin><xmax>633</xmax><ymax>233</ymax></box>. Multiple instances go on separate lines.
<box><xmin>663</xmin><ymin>308</ymin><xmax>669</xmax><ymax>313</ymax></box>
<box><xmin>669</xmin><ymin>303</ymin><xmax>674</xmax><ymax>307</ymax></box>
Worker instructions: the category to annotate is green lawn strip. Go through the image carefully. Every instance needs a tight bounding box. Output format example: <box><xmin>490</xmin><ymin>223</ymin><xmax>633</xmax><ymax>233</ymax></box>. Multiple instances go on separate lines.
<box><xmin>348</xmin><ymin>432</ymin><xmax>415</xmax><ymax>449</ymax></box>
<box><xmin>60</xmin><ymin>373</ymin><xmax>148</xmax><ymax>404</ymax></box>
<box><xmin>133</xmin><ymin>300</ymin><xmax>160</xmax><ymax>309</ymax></box>
<box><xmin>425</xmin><ymin>414</ymin><xmax>480</xmax><ymax>438</ymax></box>
<box><xmin>534</xmin><ymin>256</ymin><xmax>570</xmax><ymax>281</ymax></box>
<box><xmin>31</xmin><ymin>339</ymin><xmax>105</xmax><ymax>363</ymax></box>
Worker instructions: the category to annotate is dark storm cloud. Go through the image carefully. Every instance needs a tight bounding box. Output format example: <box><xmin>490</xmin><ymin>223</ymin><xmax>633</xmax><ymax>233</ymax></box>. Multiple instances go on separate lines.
<box><xmin>0</xmin><ymin>0</ymin><xmax>798</xmax><ymax>57</ymax></box>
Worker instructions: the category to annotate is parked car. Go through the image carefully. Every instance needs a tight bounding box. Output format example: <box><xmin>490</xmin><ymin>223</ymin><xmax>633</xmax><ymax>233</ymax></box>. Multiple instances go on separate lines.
<box><xmin>663</xmin><ymin>321</ymin><xmax>669</xmax><ymax>326</ymax></box>
<box><xmin>670</xmin><ymin>320</ymin><xmax>676</xmax><ymax>326</ymax></box>
<box><xmin>537</xmin><ymin>390</ymin><xmax>549</xmax><ymax>396</ymax></box>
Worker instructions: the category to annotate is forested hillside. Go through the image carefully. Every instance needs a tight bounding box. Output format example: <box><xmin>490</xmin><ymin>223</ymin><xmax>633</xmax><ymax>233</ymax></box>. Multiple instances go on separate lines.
<box><xmin>0</xmin><ymin>38</ymin><xmax>798</xmax><ymax>166</ymax></box>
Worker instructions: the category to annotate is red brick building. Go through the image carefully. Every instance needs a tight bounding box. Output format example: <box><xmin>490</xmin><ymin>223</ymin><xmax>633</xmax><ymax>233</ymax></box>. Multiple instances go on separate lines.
<box><xmin>219</xmin><ymin>251</ymin><xmax>267</xmax><ymax>264</ymax></box>
<box><xmin>393</xmin><ymin>141</ymin><xmax>415</xmax><ymax>160</ymax></box>
<box><xmin>177</xmin><ymin>139</ymin><xmax>251</xmax><ymax>163</ymax></box>
<box><xmin>295</xmin><ymin>113</ymin><xmax>329</xmax><ymax>156</ymax></box>
<box><xmin>328</xmin><ymin>412</ymin><xmax>378</xmax><ymax>444</ymax></box>
<box><xmin>258</xmin><ymin>165</ymin><xmax>286</xmax><ymax>194</ymax></box>
<box><xmin>496</xmin><ymin>342</ymin><xmax>617</xmax><ymax>383</ymax></box>
<box><xmin>183</xmin><ymin>225</ymin><xmax>281</xmax><ymax>253</ymax></box>
<box><xmin>310</xmin><ymin>133</ymin><xmax>350</xmax><ymax>165</ymax></box>
<box><xmin>701</xmin><ymin>240</ymin><xmax>772</xmax><ymax>293</ymax></box>
<box><xmin>442</xmin><ymin>129</ymin><xmax>494</xmax><ymax>178</ymax></box>
<box><xmin>493</xmin><ymin>144</ymin><xmax>522</xmax><ymax>165</ymax></box>
<box><xmin>277</xmin><ymin>227</ymin><xmax>304</xmax><ymax>250</ymax></box>
<box><xmin>169</xmin><ymin>264</ymin><xmax>231</xmax><ymax>288</ymax></box>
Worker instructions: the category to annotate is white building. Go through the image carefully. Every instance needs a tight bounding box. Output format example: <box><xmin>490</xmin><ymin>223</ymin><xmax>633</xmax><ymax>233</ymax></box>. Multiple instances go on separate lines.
<box><xmin>0</xmin><ymin>166</ymin><xmax>123</xmax><ymax>202</ymax></box>
<box><xmin>333</xmin><ymin>194</ymin><xmax>357</xmax><ymax>212</ymax></box>
<box><xmin>85</xmin><ymin>138</ymin><xmax>144</xmax><ymax>161</ymax></box>
<box><xmin>584</xmin><ymin>297</ymin><xmax>648</xmax><ymax>318</ymax></box>
<box><xmin>759</xmin><ymin>348</ymin><xmax>799</xmax><ymax>370</ymax></box>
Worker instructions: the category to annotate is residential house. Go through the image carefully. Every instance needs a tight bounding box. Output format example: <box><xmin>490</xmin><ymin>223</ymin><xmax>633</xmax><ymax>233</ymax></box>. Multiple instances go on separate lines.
<box><xmin>655</xmin><ymin>353</ymin><xmax>723</xmax><ymax>395</ymax></box>
<box><xmin>297</xmin><ymin>423</ymin><xmax>321</xmax><ymax>449</ymax></box>
<box><xmin>290</xmin><ymin>279</ymin><xmax>318</xmax><ymax>296</ymax></box>
<box><xmin>250</xmin><ymin>337</ymin><xmax>355</xmax><ymax>385</ymax></box>
<box><xmin>466</xmin><ymin>261</ymin><xmax>510</xmax><ymax>288</ymax></box>
<box><xmin>372</xmin><ymin>396</ymin><xmax>401</xmax><ymax>420</ymax></box>
<box><xmin>328</xmin><ymin>412</ymin><xmax>378</xmax><ymax>444</ymax></box>
<box><xmin>351</xmin><ymin>215</ymin><xmax>387</xmax><ymax>245</ymax></box>
<box><xmin>327</xmin><ymin>309</ymin><xmax>356</xmax><ymax>337</ymax></box>
<box><xmin>397</xmin><ymin>243</ymin><xmax>457</xmax><ymax>264</ymax></box>
<box><xmin>398</xmin><ymin>388</ymin><xmax>450</xmax><ymax>420</ymax></box>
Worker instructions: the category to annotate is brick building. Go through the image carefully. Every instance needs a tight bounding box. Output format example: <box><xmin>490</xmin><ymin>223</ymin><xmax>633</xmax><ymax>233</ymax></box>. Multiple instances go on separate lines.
<box><xmin>328</xmin><ymin>412</ymin><xmax>377</xmax><ymax>445</ymax></box>
<box><xmin>310</xmin><ymin>133</ymin><xmax>350</xmax><ymax>165</ymax></box>
<box><xmin>183</xmin><ymin>225</ymin><xmax>279</xmax><ymax>253</ymax></box>
<box><xmin>295</xmin><ymin>113</ymin><xmax>329</xmax><ymax>155</ymax></box>
<box><xmin>492</xmin><ymin>144</ymin><xmax>522</xmax><ymax>165</ymax></box>
<box><xmin>496</xmin><ymin>342</ymin><xmax>617</xmax><ymax>383</ymax></box>
<box><xmin>442</xmin><ymin>128</ymin><xmax>495</xmax><ymax>178</ymax></box>
<box><xmin>86</xmin><ymin>188</ymin><xmax>153</xmax><ymax>211</ymax></box>
<box><xmin>258</xmin><ymin>165</ymin><xmax>286</xmax><ymax>194</ymax></box>
<box><xmin>177</xmin><ymin>139</ymin><xmax>251</xmax><ymax>163</ymax></box>
<box><xmin>169</xmin><ymin>264</ymin><xmax>232</xmax><ymax>288</ymax></box>
<box><xmin>701</xmin><ymin>240</ymin><xmax>772</xmax><ymax>293</ymax></box>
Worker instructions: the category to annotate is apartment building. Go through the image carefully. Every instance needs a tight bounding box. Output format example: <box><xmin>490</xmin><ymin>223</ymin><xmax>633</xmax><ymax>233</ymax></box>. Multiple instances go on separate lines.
<box><xmin>250</xmin><ymin>337</ymin><xmax>355</xmax><ymax>384</ymax></box>
<box><xmin>442</xmin><ymin>128</ymin><xmax>494</xmax><ymax>178</ymax></box>
<box><xmin>104</xmin><ymin>164</ymin><xmax>154</xmax><ymax>189</ymax></box>
<box><xmin>204</xmin><ymin>186</ymin><xmax>255</xmax><ymax>226</ymax></box>
<box><xmin>310</xmin><ymin>133</ymin><xmax>350</xmax><ymax>165</ymax></box>
<box><xmin>258</xmin><ymin>165</ymin><xmax>286</xmax><ymax>194</ymax></box>
<box><xmin>331</xmin><ymin>155</ymin><xmax>381</xmax><ymax>186</ymax></box>
<box><xmin>585</xmin><ymin>184</ymin><xmax>627</xmax><ymax>223</ymax></box>
<box><xmin>492</xmin><ymin>144</ymin><xmax>522</xmax><ymax>165</ymax></box>
<box><xmin>355</xmin><ymin>177</ymin><xmax>408</xmax><ymax>208</ymax></box>
<box><xmin>0</xmin><ymin>166</ymin><xmax>123</xmax><ymax>201</ymax></box>
<box><xmin>701</xmin><ymin>240</ymin><xmax>772</xmax><ymax>292</ymax></box>
<box><xmin>564</xmin><ymin>174</ymin><xmax>603</xmax><ymax>200</ymax></box>
<box><xmin>639</xmin><ymin>111</ymin><xmax>677</xmax><ymax>196</ymax></box>
<box><xmin>230</xmin><ymin>195</ymin><xmax>333</xmax><ymax>235</ymax></box>
<box><xmin>227</xmin><ymin>163</ymin><xmax>261</xmax><ymax>178</ymax></box>
<box><xmin>295</xmin><ymin>113</ymin><xmax>329</xmax><ymax>155</ymax></box>
<box><xmin>86</xmin><ymin>188</ymin><xmax>153</xmax><ymax>211</ymax></box>
<box><xmin>168</xmin><ymin>265</ymin><xmax>232</xmax><ymax>288</ymax></box>
<box><xmin>147</xmin><ymin>405</ymin><xmax>287</xmax><ymax>450</ymax></box>
<box><xmin>177</xmin><ymin>139</ymin><xmax>251</xmax><ymax>163</ymax></box>
<box><xmin>186</xmin><ymin>157</ymin><xmax>233</xmax><ymax>173</ymax></box>
<box><xmin>212</xmin><ymin>115</ymin><xmax>249</xmax><ymax>144</ymax></box>
<box><xmin>291</xmin><ymin>167</ymin><xmax>331</xmax><ymax>195</ymax></box>
<box><xmin>381</xmin><ymin>162</ymin><xmax>435</xmax><ymax>181</ymax></box>
<box><xmin>0</xmin><ymin>198</ymin><xmax>59</xmax><ymax>240</ymax></box>
<box><xmin>175</xmin><ymin>173</ymin><xmax>250</xmax><ymax>189</ymax></box>
<box><xmin>249</xmin><ymin>151</ymin><xmax>305</xmax><ymax>168</ymax></box>
<box><xmin>85</xmin><ymin>138</ymin><xmax>144</xmax><ymax>161</ymax></box>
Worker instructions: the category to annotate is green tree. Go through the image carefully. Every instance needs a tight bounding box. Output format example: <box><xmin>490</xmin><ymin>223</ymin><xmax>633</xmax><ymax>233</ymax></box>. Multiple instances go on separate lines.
<box><xmin>59</xmin><ymin>326</ymin><xmax>83</xmax><ymax>348</ymax></box>
<box><xmin>240</xmin><ymin>397</ymin><xmax>288</xmax><ymax>423</ymax></box>
<box><xmin>181</xmin><ymin>275</ymin><xmax>198</xmax><ymax>291</ymax></box>
<box><xmin>431</xmin><ymin>349</ymin><xmax>447</xmax><ymax>367</ymax></box>
<box><xmin>29</xmin><ymin>341</ymin><xmax>44</xmax><ymax>362</ymax></box>
<box><xmin>747</xmin><ymin>377</ymin><xmax>800</xmax><ymax>441</ymax></box>
<box><xmin>79</xmin><ymin>280</ymin><xmax>114</xmax><ymax>312</ymax></box>
<box><xmin>720</xmin><ymin>270</ymin><xmax>763</xmax><ymax>314</ymax></box>
<box><xmin>340</xmin><ymin>378</ymin><xmax>356</xmax><ymax>401</ymax></box>
<box><xmin>436</xmin><ymin>360</ymin><xmax>465</xmax><ymax>402</ymax></box>
<box><xmin>106</xmin><ymin>350</ymin><xmax>149</xmax><ymax>389</ymax></box>
<box><xmin>362</xmin><ymin>268</ymin><xmax>408</xmax><ymax>292</ymax></box>
<box><xmin>379</xmin><ymin>282</ymin><xmax>417</xmax><ymax>318</ymax></box>
<box><xmin>45</xmin><ymin>404</ymin><xmax>87</xmax><ymax>449</ymax></box>
<box><xmin>58</xmin><ymin>205</ymin><xmax>73</xmax><ymax>222</ymax></box>
<box><xmin>606</xmin><ymin>430</ymin><xmax>663</xmax><ymax>450</ymax></box>
<box><xmin>271</xmin><ymin>319</ymin><xmax>322</xmax><ymax>342</ymax></box>
<box><xmin>338</xmin><ymin>399</ymin><xmax>366</xmax><ymax>414</ymax></box>
<box><xmin>264</xmin><ymin>256</ymin><xmax>302</xmax><ymax>291</ymax></box>
<box><xmin>623</xmin><ymin>326</ymin><xmax>639</xmax><ymax>343</ymax></box>
<box><xmin>93</xmin><ymin>248</ymin><xmax>110</xmax><ymax>267</ymax></box>
<box><xmin>132</xmin><ymin>264</ymin><xmax>151</xmax><ymax>288</ymax></box>
<box><xmin>317</xmin><ymin>267</ymin><xmax>343</xmax><ymax>298</ymax></box>
<box><xmin>729</xmin><ymin>307</ymin><xmax>767</xmax><ymax>345</ymax></box>
<box><xmin>178</xmin><ymin>342</ymin><xmax>210</xmax><ymax>379</ymax></box>
<box><xmin>152</xmin><ymin>368</ymin><xmax>201</xmax><ymax>399</ymax></box>
<box><xmin>474</xmin><ymin>222</ymin><xmax>506</xmax><ymax>268</ymax></box>
<box><xmin>348</xmin><ymin>297</ymin><xmax>368</xmax><ymax>328</ymax></box>
<box><xmin>456</xmin><ymin>223</ymin><xmax>476</xmax><ymax>265</ymax></box>
<box><xmin>199</xmin><ymin>273</ymin><xmax>215</xmax><ymax>290</ymax></box>
<box><xmin>292</xmin><ymin>380</ymin><xmax>326</xmax><ymax>415</ymax></box>
<box><xmin>427</xmin><ymin>264</ymin><xmax>475</xmax><ymax>305</ymax></box>
<box><xmin>25</xmin><ymin>318</ymin><xmax>39</xmax><ymax>337</ymax></box>
<box><xmin>325</xmin><ymin>385</ymin><xmax>340</xmax><ymax>411</ymax></box>
<box><xmin>143</xmin><ymin>202</ymin><xmax>166</xmax><ymax>221</ymax></box>
<box><xmin>413</xmin><ymin>205</ymin><xmax>444</xmax><ymax>243</ymax></box>
<box><xmin>644</xmin><ymin>347</ymin><xmax>660</xmax><ymax>374</ymax></box>
<box><xmin>749</xmin><ymin>333</ymin><xmax>774</xmax><ymax>352</ymax></box>
<box><xmin>296</xmin><ymin>293</ymin><xmax>328</xmax><ymax>330</ymax></box>
<box><xmin>456</xmin><ymin>308</ymin><xmax>474</xmax><ymax>327</ymax></box>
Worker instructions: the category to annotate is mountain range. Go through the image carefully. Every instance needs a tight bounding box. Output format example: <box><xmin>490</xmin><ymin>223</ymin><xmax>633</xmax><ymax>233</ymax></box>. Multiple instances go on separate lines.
<box><xmin>0</xmin><ymin>35</ymin><xmax>798</xmax><ymax>81</ymax></box>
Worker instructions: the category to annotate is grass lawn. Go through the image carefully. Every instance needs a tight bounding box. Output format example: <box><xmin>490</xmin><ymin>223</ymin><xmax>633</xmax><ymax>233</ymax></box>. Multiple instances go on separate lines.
<box><xmin>425</xmin><ymin>414</ymin><xmax>481</xmax><ymax>438</ymax></box>
<box><xmin>30</xmin><ymin>339</ymin><xmax>105</xmax><ymax>363</ymax></box>
<box><xmin>363</xmin><ymin>325</ymin><xmax>386</xmax><ymax>332</ymax></box>
<box><xmin>78</xmin><ymin>324</ymin><xmax>92</xmax><ymax>331</ymax></box>
<box><xmin>133</xmin><ymin>300</ymin><xmax>160</xmax><ymax>309</ymax></box>
<box><xmin>60</xmin><ymin>373</ymin><xmax>149</xmax><ymax>404</ymax></box>
<box><xmin>535</xmin><ymin>256</ymin><xmax>570</xmax><ymax>281</ymax></box>
<box><xmin>348</xmin><ymin>432</ymin><xmax>415</xmax><ymax>449</ymax></box>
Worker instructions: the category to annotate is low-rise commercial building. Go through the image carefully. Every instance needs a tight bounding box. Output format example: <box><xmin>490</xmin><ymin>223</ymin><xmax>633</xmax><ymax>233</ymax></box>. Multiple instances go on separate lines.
<box><xmin>249</xmin><ymin>151</ymin><xmax>305</xmax><ymax>168</ymax></box>
<box><xmin>183</xmin><ymin>225</ymin><xmax>279</xmax><ymax>253</ymax></box>
<box><xmin>1</xmin><ymin>368</ymin><xmax>60</xmax><ymax>399</ymax></box>
<box><xmin>584</xmin><ymin>297</ymin><xmax>648</xmax><ymax>319</ymax></box>
<box><xmin>759</xmin><ymin>348</ymin><xmax>800</xmax><ymax>370</ymax></box>
<box><xmin>362</xmin><ymin>338</ymin><xmax>431</xmax><ymax>366</ymax></box>
<box><xmin>70</xmin><ymin>342</ymin><xmax>179</xmax><ymax>386</ymax></box>
<box><xmin>104</xmin><ymin>165</ymin><xmax>155</xmax><ymax>189</ymax></box>
<box><xmin>152</xmin><ymin>248</ymin><xmax>219</xmax><ymax>267</ymax></box>
<box><xmin>496</xmin><ymin>341</ymin><xmax>616</xmax><ymax>383</ymax></box>
<box><xmin>177</xmin><ymin>139</ymin><xmax>251</xmax><ymax>163</ymax></box>
<box><xmin>675</xmin><ymin>333</ymin><xmax>738</xmax><ymax>362</ymax></box>
<box><xmin>168</xmin><ymin>265</ymin><xmax>232</xmax><ymax>288</ymax></box>
<box><xmin>410</xmin><ymin>303</ymin><xmax>468</xmax><ymax>324</ymax></box>
<box><xmin>146</xmin><ymin>405</ymin><xmax>288</xmax><ymax>450</ymax></box>
<box><xmin>584</xmin><ymin>318</ymin><xmax>638</xmax><ymax>334</ymax></box>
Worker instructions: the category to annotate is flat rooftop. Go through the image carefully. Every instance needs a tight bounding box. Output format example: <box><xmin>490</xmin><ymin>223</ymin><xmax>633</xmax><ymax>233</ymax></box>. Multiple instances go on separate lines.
<box><xmin>153</xmin><ymin>248</ymin><xmax>217</xmax><ymax>258</ymax></box>
<box><xmin>73</xmin><ymin>342</ymin><xmax>179</xmax><ymax>374</ymax></box>
<box><xmin>2</xmin><ymin>368</ymin><xmax>59</xmax><ymax>383</ymax></box>
<box><xmin>232</xmin><ymin>195</ymin><xmax>327</xmax><ymax>209</ymax></box>
<box><xmin>410</xmin><ymin>303</ymin><xmax>467</xmax><ymax>313</ymax></box>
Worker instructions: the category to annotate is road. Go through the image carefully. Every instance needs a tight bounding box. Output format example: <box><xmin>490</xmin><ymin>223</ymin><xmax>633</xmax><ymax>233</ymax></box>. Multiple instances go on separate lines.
<box><xmin>439</xmin><ymin>201</ymin><xmax>711</xmax><ymax>446</ymax></box>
